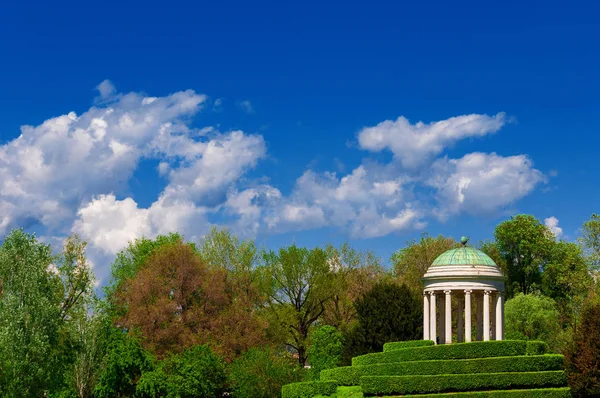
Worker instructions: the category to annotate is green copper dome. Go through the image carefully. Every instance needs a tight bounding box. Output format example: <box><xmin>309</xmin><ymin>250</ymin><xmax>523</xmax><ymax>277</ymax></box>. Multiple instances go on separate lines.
<box><xmin>431</xmin><ymin>246</ymin><xmax>497</xmax><ymax>267</ymax></box>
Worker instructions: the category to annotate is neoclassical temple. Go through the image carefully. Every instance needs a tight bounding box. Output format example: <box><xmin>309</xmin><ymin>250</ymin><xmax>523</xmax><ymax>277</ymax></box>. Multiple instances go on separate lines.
<box><xmin>422</xmin><ymin>237</ymin><xmax>505</xmax><ymax>344</ymax></box>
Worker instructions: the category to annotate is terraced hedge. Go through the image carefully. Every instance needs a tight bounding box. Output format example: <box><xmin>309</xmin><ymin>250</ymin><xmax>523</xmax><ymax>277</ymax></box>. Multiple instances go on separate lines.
<box><xmin>321</xmin><ymin>355</ymin><xmax>564</xmax><ymax>386</ymax></box>
<box><xmin>383</xmin><ymin>340</ymin><xmax>435</xmax><ymax>352</ymax></box>
<box><xmin>282</xmin><ymin>381</ymin><xmax>337</xmax><ymax>398</ymax></box>
<box><xmin>360</xmin><ymin>371</ymin><xmax>567</xmax><ymax>396</ymax></box>
<box><xmin>395</xmin><ymin>387</ymin><xmax>572</xmax><ymax>397</ymax></box>
<box><xmin>352</xmin><ymin>341</ymin><xmax>547</xmax><ymax>366</ymax></box>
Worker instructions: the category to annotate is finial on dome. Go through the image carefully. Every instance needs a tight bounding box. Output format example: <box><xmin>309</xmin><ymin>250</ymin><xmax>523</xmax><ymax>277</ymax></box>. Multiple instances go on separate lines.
<box><xmin>460</xmin><ymin>236</ymin><xmax>469</xmax><ymax>245</ymax></box>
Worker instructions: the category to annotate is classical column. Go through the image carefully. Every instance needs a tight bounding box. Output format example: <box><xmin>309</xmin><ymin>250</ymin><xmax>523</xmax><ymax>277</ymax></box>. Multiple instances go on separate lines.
<box><xmin>444</xmin><ymin>290</ymin><xmax>452</xmax><ymax>344</ymax></box>
<box><xmin>457</xmin><ymin>293</ymin><xmax>464</xmax><ymax>343</ymax></box>
<box><xmin>439</xmin><ymin>294</ymin><xmax>446</xmax><ymax>344</ymax></box>
<box><xmin>423</xmin><ymin>292</ymin><xmax>430</xmax><ymax>340</ymax></box>
<box><xmin>429</xmin><ymin>292</ymin><xmax>437</xmax><ymax>344</ymax></box>
<box><xmin>476</xmin><ymin>293</ymin><xmax>483</xmax><ymax>341</ymax></box>
<box><xmin>464</xmin><ymin>290</ymin><xmax>472</xmax><ymax>342</ymax></box>
<box><xmin>483</xmin><ymin>290</ymin><xmax>491</xmax><ymax>341</ymax></box>
<box><xmin>495</xmin><ymin>292</ymin><xmax>504</xmax><ymax>340</ymax></box>
<box><xmin>491</xmin><ymin>294</ymin><xmax>497</xmax><ymax>340</ymax></box>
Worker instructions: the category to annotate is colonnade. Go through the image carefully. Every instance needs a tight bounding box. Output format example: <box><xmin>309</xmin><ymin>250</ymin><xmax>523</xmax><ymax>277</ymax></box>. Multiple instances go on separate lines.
<box><xmin>423</xmin><ymin>290</ymin><xmax>504</xmax><ymax>344</ymax></box>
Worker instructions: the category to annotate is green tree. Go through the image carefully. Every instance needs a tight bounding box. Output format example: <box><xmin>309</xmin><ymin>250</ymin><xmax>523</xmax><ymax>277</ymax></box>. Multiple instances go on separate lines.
<box><xmin>344</xmin><ymin>282</ymin><xmax>422</xmax><ymax>362</ymax></box>
<box><xmin>504</xmin><ymin>293</ymin><xmax>563</xmax><ymax>351</ymax></box>
<box><xmin>494</xmin><ymin>214</ymin><xmax>555</xmax><ymax>298</ymax></box>
<box><xmin>580</xmin><ymin>213</ymin><xmax>600</xmax><ymax>277</ymax></box>
<box><xmin>307</xmin><ymin>326</ymin><xmax>343</xmax><ymax>380</ymax></box>
<box><xmin>136</xmin><ymin>345</ymin><xmax>227</xmax><ymax>398</ymax></box>
<box><xmin>391</xmin><ymin>234</ymin><xmax>457</xmax><ymax>291</ymax></box>
<box><xmin>229</xmin><ymin>348</ymin><xmax>304</xmax><ymax>398</ymax></box>
<box><xmin>565</xmin><ymin>300</ymin><xmax>600</xmax><ymax>397</ymax></box>
<box><xmin>260</xmin><ymin>245</ymin><xmax>334</xmax><ymax>366</ymax></box>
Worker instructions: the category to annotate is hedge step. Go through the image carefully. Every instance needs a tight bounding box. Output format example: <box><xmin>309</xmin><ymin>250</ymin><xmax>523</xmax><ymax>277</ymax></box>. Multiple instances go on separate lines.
<box><xmin>391</xmin><ymin>387</ymin><xmax>572</xmax><ymax>397</ymax></box>
<box><xmin>360</xmin><ymin>371</ymin><xmax>567</xmax><ymax>396</ymax></box>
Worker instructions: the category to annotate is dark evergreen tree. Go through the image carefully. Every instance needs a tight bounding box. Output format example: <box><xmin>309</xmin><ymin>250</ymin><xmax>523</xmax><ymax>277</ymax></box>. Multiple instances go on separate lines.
<box><xmin>343</xmin><ymin>282</ymin><xmax>422</xmax><ymax>363</ymax></box>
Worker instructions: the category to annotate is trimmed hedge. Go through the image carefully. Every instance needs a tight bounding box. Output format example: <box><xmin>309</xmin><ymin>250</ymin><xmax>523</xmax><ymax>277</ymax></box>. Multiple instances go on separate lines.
<box><xmin>383</xmin><ymin>340</ymin><xmax>435</xmax><ymax>352</ymax></box>
<box><xmin>282</xmin><ymin>381</ymin><xmax>337</xmax><ymax>398</ymax></box>
<box><xmin>322</xmin><ymin>355</ymin><xmax>564</xmax><ymax>386</ymax></box>
<box><xmin>393</xmin><ymin>387</ymin><xmax>572</xmax><ymax>397</ymax></box>
<box><xmin>360</xmin><ymin>371</ymin><xmax>567</xmax><ymax>396</ymax></box>
<box><xmin>353</xmin><ymin>341</ymin><xmax>534</xmax><ymax>366</ymax></box>
<box><xmin>526</xmin><ymin>341</ymin><xmax>549</xmax><ymax>356</ymax></box>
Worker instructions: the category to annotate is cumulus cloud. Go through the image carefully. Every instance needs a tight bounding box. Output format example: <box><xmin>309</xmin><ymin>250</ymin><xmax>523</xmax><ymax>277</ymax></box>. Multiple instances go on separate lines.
<box><xmin>544</xmin><ymin>216</ymin><xmax>563</xmax><ymax>238</ymax></box>
<box><xmin>428</xmin><ymin>152</ymin><xmax>546</xmax><ymax>219</ymax></box>
<box><xmin>358</xmin><ymin>113</ymin><xmax>506</xmax><ymax>168</ymax></box>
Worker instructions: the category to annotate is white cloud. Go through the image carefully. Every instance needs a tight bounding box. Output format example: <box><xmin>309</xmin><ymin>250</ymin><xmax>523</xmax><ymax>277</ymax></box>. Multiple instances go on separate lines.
<box><xmin>544</xmin><ymin>216</ymin><xmax>563</xmax><ymax>238</ymax></box>
<box><xmin>97</xmin><ymin>79</ymin><xmax>116</xmax><ymax>99</ymax></box>
<box><xmin>358</xmin><ymin>113</ymin><xmax>506</xmax><ymax>168</ymax></box>
<box><xmin>428</xmin><ymin>152</ymin><xmax>546</xmax><ymax>219</ymax></box>
<box><xmin>237</xmin><ymin>100</ymin><xmax>254</xmax><ymax>114</ymax></box>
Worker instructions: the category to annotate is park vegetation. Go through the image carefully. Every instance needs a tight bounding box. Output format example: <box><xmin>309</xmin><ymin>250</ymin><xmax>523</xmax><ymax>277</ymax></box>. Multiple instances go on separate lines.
<box><xmin>0</xmin><ymin>214</ymin><xmax>599</xmax><ymax>397</ymax></box>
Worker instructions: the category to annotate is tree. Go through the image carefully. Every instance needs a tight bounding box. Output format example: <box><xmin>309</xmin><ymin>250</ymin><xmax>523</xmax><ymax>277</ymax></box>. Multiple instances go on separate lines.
<box><xmin>116</xmin><ymin>240</ymin><xmax>267</xmax><ymax>360</ymax></box>
<box><xmin>504</xmin><ymin>293</ymin><xmax>563</xmax><ymax>351</ymax></box>
<box><xmin>307</xmin><ymin>326</ymin><xmax>343</xmax><ymax>380</ymax></box>
<box><xmin>229</xmin><ymin>348</ymin><xmax>304</xmax><ymax>398</ymax></box>
<box><xmin>580</xmin><ymin>213</ymin><xmax>600</xmax><ymax>278</ymax></box>
<box><xmin>261</xmin><ymin>245</ymin><xmax>334</xmax><ymax>366</ymax></box>
<box><xmin>565</xmin><ymin>300</ymin><xmax>600</xmax><ymax>397</ymax></box>
<box><xmin>322</xmin><ymin>243</ymin><xmax>386</xmax><ymax>332</ymax></box>
<box><xmin>344</xmin><ymin>282</ymin><xmax>421</xmax><ymax>361</ymax></box>
<box><xmin>391</xmin><ymin>234</ymin><xmax>457</xmax><ymax>291</ymax></box>
<box><xmin>494</xmin><ymin>215</ymin><xmax>555</xmax><ymax>298</ymax></box>
<box><xmin>136</xmin><ymin>345</ymin><xmax>227</xmax><ymax>398</ymax></box>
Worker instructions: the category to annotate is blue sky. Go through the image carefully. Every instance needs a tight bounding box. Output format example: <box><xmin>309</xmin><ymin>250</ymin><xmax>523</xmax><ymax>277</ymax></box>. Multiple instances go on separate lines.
<box><xmin>0</xmin><ymin>0</ymin><xmax>598</xmax><ymax>283</ymax></box>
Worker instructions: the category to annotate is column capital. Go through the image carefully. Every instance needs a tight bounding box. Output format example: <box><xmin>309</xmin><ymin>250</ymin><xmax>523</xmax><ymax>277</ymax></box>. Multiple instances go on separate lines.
<box><xmin>423</xmin><ymin>291</ymin><xmax>429</xmax><ymax>297</ymax></box>
<box><xmin>464</xmin><ymin>289</ymin><xmax>473</xmax><ymax>294</ymax></box>
<box><xmin>484</xmin><ymin>290</ymin><xmax>492</xmax><ymax>296</ymax></box>
<box><xmin>429</xmin><ymin>291</ymin><xmax>437</xmax><ymax>296</ymax></box>
<box><xmin>444</xmin><ymin>290</ymin><xmax>452</xmax><ymax>295</ymax></box>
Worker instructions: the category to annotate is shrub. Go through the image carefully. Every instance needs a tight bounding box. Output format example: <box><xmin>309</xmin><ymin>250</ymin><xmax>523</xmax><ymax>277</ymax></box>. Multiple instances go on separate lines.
<box><xmin>565</xmin><ymin>301</ymin><xmax>600</xmax><ymax>397</ymax></box>
<box><xmin>136</xmin><ymin>345</ymin><xmax>227</xmax><ymax>398</ymax></box>
<box><xmin>393</xmin><ymin>387</ymin><xmax>572</xmax><ymax>397</ymax></box>
<box><xmin>360</xmin><ymin>370</ymin><xmax>567</xmax><ymax>395</ymax></box>
<box><xmin>382</xmin><ymin>340</ymin><xmax>435</xmax><ymax>352</ymax></box>
<box><xmin>307</xmin><ymin>326</ymin><xmax>344</xmax><ymax>380</ymax></box>
<box><xmin>321</xmin><ymin>355</ymin><xmax>564</xmax><ymax>386</ymax></box>
<box><xmin>281</xmin><ymin>381</ymin><xmax>337</xmax><ymax>398</ymax></box>
<box><xmin>352</xmin><ymin>341</ymin><xmax>531</xmax><ymax>366</ymax></box>
<box><xmin>229</xmin><ymin>348</ymin><xmax>304</xmax><ymax>398</ymax></box>
<box><xmin>505</xmin><ymin>294</ymin><xmax>563</xmax><ymax>351</ymax></box>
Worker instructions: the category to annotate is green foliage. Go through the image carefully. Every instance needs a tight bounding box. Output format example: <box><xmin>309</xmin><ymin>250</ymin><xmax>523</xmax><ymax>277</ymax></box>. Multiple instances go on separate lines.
<box><xmin>565</xmin><ymin>300</ymin><xmax>600</xmax><ymax>397</ymax></box>
<box><xmin>307</xmin><ymin>326</ymin><xmax>344</xmax><ymax>380</ymax></box>
<box><xmin>360</xmin><ymin>371</ymin><xmax>568</xmax><ymax>395</ymax></box>
<box><xmin>580</xmin><ymin>213</ymin><xmax>600</xmax><ymax>275</ymax></box>
<box><xmin>94</xmin><ymin>328</ymin><xmax>154</xmax><ymax>398</ymax></box>
<box><xmin>382</xmin><ymin>340</ymin><xmax>435</xmax><ymax>352</ymax></box>
<box><xmin>494</xmin><ymin>215</ymin><xmax>555</xmax><ymax>298</ymax></box>
<box><xmin>504</xmin><ymin>294</ymin><xmax>563</xmax><ymax>351</ymax></box>
<box><xmin>200</xmin><ymin>226</ymin><xmax>258</xmax><ymax>273</ymax></box>
<box><xmin>389</xmin><ymin>387</ymin><xmax>572</xmax><ymax>397</ymax></box>
<box><xmin>344</xmin><ymin>282</ymin><xmax>421</xmax><ymax>361</ymax></box>
<box><xmin>229</xmin><ymin>347</ymin><xmax>304</xmax><ymax>398</ymax></box>
<box><xmin>281</xmin><ymin>381</ymin><xmax>337</xmax><ymax>398</ymax></box>
<box><xmin>322</xmin><ymin>355</ymin><xmax>564</xmax><ymax>386</ymax></box>
<box><xmin>351</xmin><ymin>341</ymin><xmax>544</xmax><ymax>366</ymax></box>
<box><xmin>136</xmin><ymin>345</ymin><xmax>227</xmax><ymax>398</ymax></box>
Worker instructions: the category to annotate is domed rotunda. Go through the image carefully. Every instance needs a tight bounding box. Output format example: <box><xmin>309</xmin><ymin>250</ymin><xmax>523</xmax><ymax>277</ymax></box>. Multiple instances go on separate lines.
<box><xmin>422</xmin><ymin>237</ymin><xmax>505</xmax><ymax>345</ymax></box>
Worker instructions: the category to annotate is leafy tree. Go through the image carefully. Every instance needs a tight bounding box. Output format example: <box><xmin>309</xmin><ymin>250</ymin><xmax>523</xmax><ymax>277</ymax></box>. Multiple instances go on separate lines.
<box><xmin>136</xmin><ymin>345</ymin><xmax>227</xmax><ymax>398</ymax></box>
<box><xmin>307</xmin><ymin>326</ymin><xmax>343</xmax><ymax>380</ymax></box>
<box><xmin>261</xmin><ymin>245</ymin><xmax>334</xmax><ymax>366</ymax></box>
<box><xmin>229</xmin><ymin>348</ymin><xmax>304</xmax><ymax>398</ymax></box>
<box><xmin>322</xmin><ymin>243</ymin><xmax>386</xmax><ymax>332</ymax></box>
<box><xmin>344</xmin><ymin>282</ymin><xmax>421</xmax><ymax>362</ymax></box>
<box><xmin>504</xmin><ymin>293</ymin><xmax>563</xmax><ymax>351</ymax></box>
<box><xmin>580</xmin><ymin>213</ymin><xmax>600</xmax><ymax>277</ymax></box>
<box><xmin>391</xmin><ymin>234</ymin><xmax>457</xmax><ymax>291</ymax></box>
<box><xmin>494</xmin><ymin>215</ymin><xmax>555</xmax><ymax>298</ymax></box>
<box><xmin>94</xmin><ymin>327</ymin><xmax>154</xmax><ymax>398</ymax></box>
<box><xmin>565</xmin><ymin>300</ymin><xmax>600</xmax><ymax>397</ymax></box>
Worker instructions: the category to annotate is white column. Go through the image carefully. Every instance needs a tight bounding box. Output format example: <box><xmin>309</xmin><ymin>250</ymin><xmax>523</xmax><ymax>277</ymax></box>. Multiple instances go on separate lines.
<box><xmin>457</xmin><ymin>293</ymin><xmax>464</xmax><ymax>343</ymax></box>
<box><xmin>464</xmin><ymin>290</ymin><xmax>472</xmax><ymax>342</ymax></box>
<box><xmin>439</xmin><ymin>295</ymin><xmax>445</xmax><ymax>344</ymax></box>
<box><xmin>430</xmin><ymin>292</ymin><xmax>437</xmax><ymax>344</ymax></box>
<box><xmin>423</xmin><ymin>292</ymin><xmax>430</xmax><ymax>340</ymax></box>
<box><xmin>445</xmin><ymin>290</ymin><xmax>452</xmax><ymax>344</ymax></box>
<box><xmin>476</xmin><ymin>293</ymin><xmax>483</xmax><ymax>341</ymax></box>
<box><xmin>495</xmin><ymin>292</ymin><xmax>503</xmax><ymax>340</ymax></box>
<box><xmin>491</xmin><ymin>294</ymin><xmax>497</xmax><ymax>340</ymax></box>
<box><xmin>483</xmin><ymin>290</ymin><xmax>491</xmax><ymax>341</ymax></box>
